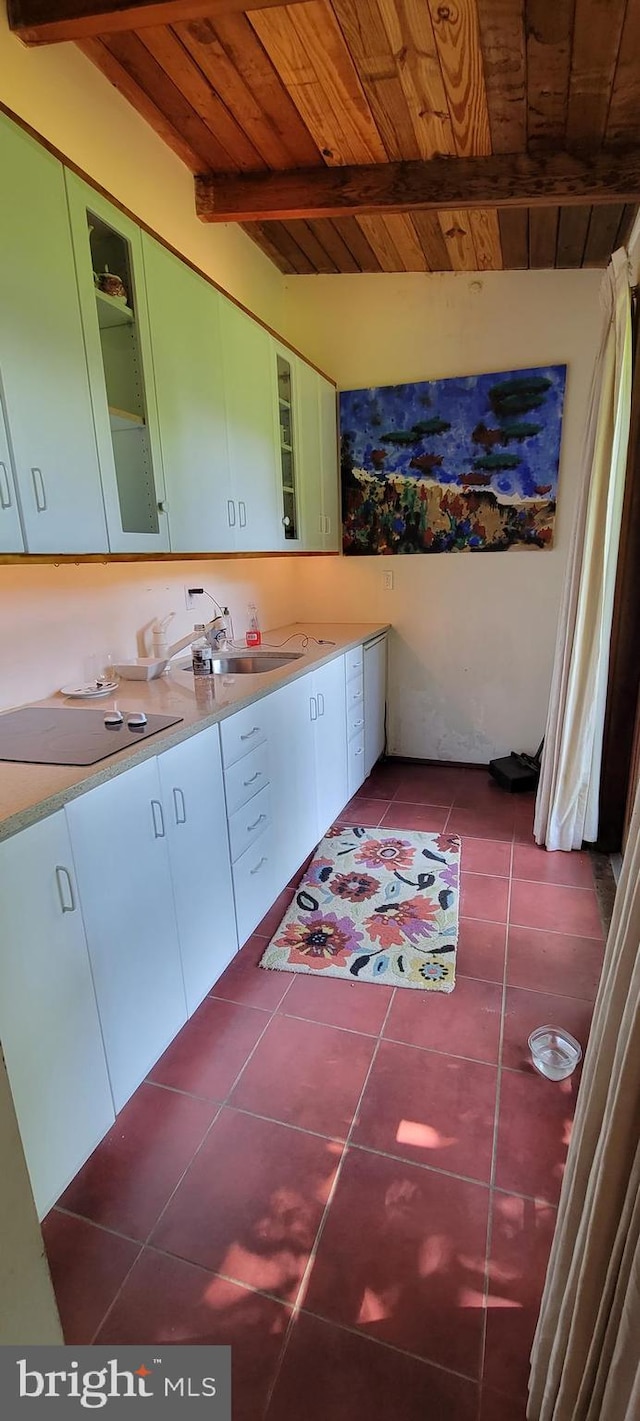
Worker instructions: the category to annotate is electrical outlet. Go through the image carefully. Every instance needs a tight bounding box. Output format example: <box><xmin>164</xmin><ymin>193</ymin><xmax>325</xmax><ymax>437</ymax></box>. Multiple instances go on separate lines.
<box><xmin>184</xmin><ymin>586</ymin><xmax>204</xmax><ymax>610</ymax></box>
<box><xmin>382</xmin><ymin>570</ymin><xmax>394</xmax><ymax>591</ymax></box>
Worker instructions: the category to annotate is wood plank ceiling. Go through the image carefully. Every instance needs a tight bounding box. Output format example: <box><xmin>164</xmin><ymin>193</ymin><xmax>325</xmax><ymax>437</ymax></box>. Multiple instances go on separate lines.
<box><xmin>67</xmin><ymin>1</ymin><xmax>640</xmax><ymax>273</ymax></box>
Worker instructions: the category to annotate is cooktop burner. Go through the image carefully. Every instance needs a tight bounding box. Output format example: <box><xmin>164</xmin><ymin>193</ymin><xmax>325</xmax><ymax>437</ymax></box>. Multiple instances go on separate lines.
<box><xmin>0</xmin><ymin>707</ymin><xmax>184</xmax><ymax>766</ymax></box>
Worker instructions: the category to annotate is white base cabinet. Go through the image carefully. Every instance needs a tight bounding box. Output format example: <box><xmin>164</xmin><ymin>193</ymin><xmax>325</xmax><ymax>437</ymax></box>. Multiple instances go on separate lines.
<box><xmin>311</xmin><ymin>656</ymin><xmax>349</xmax><ymax>834</ymax></box>
<box><xmin>157</xmin><ymin>726</ymin><xmax>237</xmax><ymax>1017</ymax></box>
<box><xmin>364</xmin><ymin>634</ymin><xmax>388</xmax><ymax>775</ymax></box>
<box><xmin>66</xmin><ymin>758</ymin><xmax>187</xmax><ymax>1112</ymax></box>
<box><xmin>0</xmin><ymin>813</ymin><xmax>115</xmax><ymax>1218</ymax></box>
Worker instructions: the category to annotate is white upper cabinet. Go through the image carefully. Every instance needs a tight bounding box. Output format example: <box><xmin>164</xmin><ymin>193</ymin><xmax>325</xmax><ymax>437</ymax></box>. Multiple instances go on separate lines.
<box><xmin>272</xmin><ymin>342</ymin><xmax>302</xmax><ymax>549</ymax></box>
<box><xmin>143</xmin><ymin>237</ymin><xmax>233</xmax><ymax>553</ymax></box>
<box><xmin>297</xmin><ymin>359</ymin><xmax>340</xmax><ymax>552</ymax></box>
<box><xmin>0</xmin><ymin>116</ymin><xmax>108</xmax><ymax>554</ymax></box>
<box><xmin>219</xmin><ymin>298</ymin><xmax>281</xmax><ymax>550</ymax></box>
<box><xmin>0</xmin><ymin>393</ymin><xmax>24</xmax><ymax>553</ymax></box>
<box><xmin>66</xmin><ymin>174</ymin><xmax>169</xmax><ymax>553</ymax></box>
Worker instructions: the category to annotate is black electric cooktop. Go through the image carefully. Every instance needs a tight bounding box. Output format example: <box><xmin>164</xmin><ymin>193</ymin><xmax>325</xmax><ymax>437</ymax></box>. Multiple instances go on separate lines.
<box><xmin>0</xmin><ymin>708</ymin><xmax>184</xmax><ymax>766</ymax></box>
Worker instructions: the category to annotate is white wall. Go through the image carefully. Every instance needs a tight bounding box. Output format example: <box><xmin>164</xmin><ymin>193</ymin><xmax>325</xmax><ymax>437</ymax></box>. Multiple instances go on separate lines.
<box><xmin>281</xmin><ymin>268</ymin><xmax>603</xmax><ymax>763</ymax></box>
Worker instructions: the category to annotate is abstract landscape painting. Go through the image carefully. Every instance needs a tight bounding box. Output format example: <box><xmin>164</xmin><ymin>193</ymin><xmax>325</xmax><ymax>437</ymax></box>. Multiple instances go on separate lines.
<box><xmin>340</xmin><ymin>365</ymin><xmax>566</xmax><ymax>554</ymax></box>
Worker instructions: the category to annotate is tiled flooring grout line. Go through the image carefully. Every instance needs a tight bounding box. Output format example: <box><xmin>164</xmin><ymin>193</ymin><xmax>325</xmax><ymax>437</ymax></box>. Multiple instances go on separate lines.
<box><xmin>478</xmin><ymin>835</ymin><xmax>515</xmax><ymax>1392</ymax></box>
<box><xmin>260</xmin><ymin>988</ymin><xmax>398</xmax><ymax>1418</ymax></box>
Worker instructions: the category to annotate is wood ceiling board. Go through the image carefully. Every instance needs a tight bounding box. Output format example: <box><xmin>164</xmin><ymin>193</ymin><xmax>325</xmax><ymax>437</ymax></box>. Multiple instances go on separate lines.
<box><xmin>381</xmin><ymin>213</ymin><xmax>429</xmax><ymax>270</ymax></box>
<box><xmin>374</xmin><ymin>0</ymin><xmax>457</xmax><ymax>159</ymax></box>
<box><xmin>356</xmin><ymin>214</ymin><xmax>406</xmax><ymax>270</ymax></box>
<box><xmin>469</xmin><ymin>207</ymin><xmax>503</xmax><ymax>268</ymax></box>
<box><xmin>476</xmin><ymin>0</ymin><xmax>527</xmax><ymax>153</ymax></box>
<box><xmin>526</xmin><ymin>0</ymin><xmax>574</xmax><ymax>148</ymax></box>
<box><xmin>101</xmin><ymin>29</ymin><xmax>240</xmax><ymax>169</ymax></box>
<box><xmin>427</xmin><ymin>0</ymin><xmax>492</xmax><ymax>156</ymax></box>
<box><xmin>438</xmin><ymin>210</ymin><xmax>478</xmax><ymax>269</ymax></box>
<box><xmin>195</xmin><ymin>150</ymin><xmax>640</xmax><ymax>221</ymax></box>
<box><xmin>331</xmin><ymin>0</ymin><xmax>424</xmax><ymax>160</ymax></box>
<box><xmin>606</xmin><ymin>0</ymin><xmax>640</xmax><ymax>144</ymax></box>
<box><xmin>555</xmin><ymin>203</ymin><xmax>591</xmax><ymax>266</ymax></box>
<box><xmin>175</xmin><ymin>18</ymin><xmax>306</xmax><ymax>170</ymax></box>
<box><xmin>331</xmin><ymin>216</ymin><xmax>384</xmax><ymax>270</ymax></box>
<box><xmin>249</xmin><ymin>1</ymin><xmax>388</xmax><ymax>165</ymax></box>
<box><xmin>498</xmin><ymin>206</ymin><xmax>528</xmax><ymax>267</ymax></box>
<box><xmin>77</xmin><ymin>35</ymin><xmax>204</xmax><ymax>170</ymax></box>
<box><xmin>205</xmin><ymin>13</ymin><xmax>323</xmax><ymax>166</ymax></box>
<box><xmin>566</xmin><ymin>0</ymin><xmax>627</xmax><ymax>147</ymax></box>
<box><xmin>280</xmin><ymin>219</ymin><xmax>340</xmax><ymax>272</ymax></box>
<box><xmin>583</xmin><ymin>202</ymin><xmax>626</xmax><ymax>264</ymax></box>
<box><xmin>139</xmin><ymin>24</ymin><xmax>266</xmax><ymax>169</ymax></box>
<box><xmin>241</xmin><ymin>220</ymin><xmax>299</xmax><ymax>272</ymax></box>
<box><xmin>615</xmin><ymin>203</ymin><xmax>639</xmax><ymax>248</ymax></box>
<box><xmin>529</xmin><ymin>206</ymin><xmax>559</xmax><ymax>267</ymax></box>
<box><xmin>410</xmin><ymin>210</ymin><xmax>452</xmax><ymax>270</ymax></box>
<box><xmin>245</xmin><ymin>218</ymin><xmax>316</xmax><ymax>272</ymax></box>
<box><xmin>305</xmin><ymin>219</ymin><xmax>361</xmax><ymax>272</ymax></box>
<box><xmin>8</xmin><ymin>0</ymin><xmax>310</xmax><ymax>45</ymax></box>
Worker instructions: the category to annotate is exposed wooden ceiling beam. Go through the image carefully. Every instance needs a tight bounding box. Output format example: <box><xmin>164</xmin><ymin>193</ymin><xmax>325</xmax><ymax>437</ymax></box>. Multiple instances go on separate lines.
<box><xmin>195</xmin><ymin>149</ymin><xmax>640</xmax><ymax>223</ymax></box>
<box><xmin>8</xmin><ymin>0</ymin><xmax>308</xmax><ymax>46</ymax></box>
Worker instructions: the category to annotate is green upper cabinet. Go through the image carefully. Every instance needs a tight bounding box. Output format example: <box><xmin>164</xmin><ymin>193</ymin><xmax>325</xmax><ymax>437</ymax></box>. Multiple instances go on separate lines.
<box><xmin>219</xmin><ymin>298</ymin><xmax>280</xmax><ymax>552</ymax></box>
<box><xmin>272</xmin><ymin>343</ymin><xmax>302</xmax><ymax>550</ymax></box>
<box><xmin>297</xmin><ymin>360</ymin><xmax>340</xmax><ymax>553</ymax></box>
<box><xmin>0</xmin><ymin>392</ymin><xmax>24</xmax><ymax>554</ymax></box>
<box><xmin>0</xmin><ymin>116</ymin><xmax>108</xmax><ymax>554</ymax></box>
<box><xmin>65</xmin><ymin>174</ymin><xmax>169</xmax><ymax>553</ymax></box>
<box><xmin>142</xmin><ymin>235</ymin><xmax>232</xmax><ymax>553</ymax></box>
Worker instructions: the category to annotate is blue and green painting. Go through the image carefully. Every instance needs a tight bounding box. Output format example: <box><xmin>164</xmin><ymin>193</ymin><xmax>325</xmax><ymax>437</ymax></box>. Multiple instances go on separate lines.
<box><xmin>340</xmin><ymin>365</ymin><xmax>566</xmax><ymax>554</ymax></box>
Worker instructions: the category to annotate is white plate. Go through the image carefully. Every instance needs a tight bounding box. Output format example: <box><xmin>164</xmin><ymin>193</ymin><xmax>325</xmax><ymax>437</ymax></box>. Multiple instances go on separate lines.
<box><xmin>60</xmin><ymin>681</ymin><xmax>120</xmax><ymax>699</ymax></box>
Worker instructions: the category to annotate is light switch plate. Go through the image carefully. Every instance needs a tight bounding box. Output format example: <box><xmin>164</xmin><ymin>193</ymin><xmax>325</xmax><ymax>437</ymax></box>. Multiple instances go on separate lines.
<box><xmin>382</xmin><ymin>570</ymin><xmax>394</xmax><ymax>591</ymax></box>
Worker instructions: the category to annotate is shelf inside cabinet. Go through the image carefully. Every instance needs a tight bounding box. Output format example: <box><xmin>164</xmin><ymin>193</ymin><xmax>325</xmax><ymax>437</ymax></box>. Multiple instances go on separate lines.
<box><xmin>96</xmin><ymin>289</ymin><xmax>135</xmax><ymax>329</ymax></box>
<box><xmin>108</xmin><ymin>406</ymin><xmax>145</xmax><ymax>431</ymax></box>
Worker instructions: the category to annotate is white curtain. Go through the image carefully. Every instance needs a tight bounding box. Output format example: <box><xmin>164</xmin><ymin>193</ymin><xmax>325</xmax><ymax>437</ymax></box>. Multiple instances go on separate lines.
<box><xmin>528</xmin><ymin>777</ymin><xmax>640</xmax><ymax>1419</ymax></box>
<box><xmin>535</xmin><ymin>250</ymin><xmax>633</xmax><ymax>850</ymax></box>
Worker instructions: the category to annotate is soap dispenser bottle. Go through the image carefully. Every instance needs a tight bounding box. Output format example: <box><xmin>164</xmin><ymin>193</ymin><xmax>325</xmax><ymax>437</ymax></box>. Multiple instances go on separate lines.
<box><xmin>246</xmin><ymin>602</ymin><xmax>261</xmax><ymax>647</ymax></box>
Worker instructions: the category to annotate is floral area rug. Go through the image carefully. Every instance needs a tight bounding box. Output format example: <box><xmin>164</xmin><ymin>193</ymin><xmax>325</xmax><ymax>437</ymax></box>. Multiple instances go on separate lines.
<box><xmin>260</xmin><ymin>826</ymin><xmax>461</xmax><ymax>992</ymax></box>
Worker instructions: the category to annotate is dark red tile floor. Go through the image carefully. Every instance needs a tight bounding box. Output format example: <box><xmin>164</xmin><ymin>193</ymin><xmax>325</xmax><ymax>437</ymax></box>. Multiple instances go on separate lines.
<box><xmin>43</xmin><ymin>763</ymin><xmax>607</xmax><ymax>1421</ymax></box>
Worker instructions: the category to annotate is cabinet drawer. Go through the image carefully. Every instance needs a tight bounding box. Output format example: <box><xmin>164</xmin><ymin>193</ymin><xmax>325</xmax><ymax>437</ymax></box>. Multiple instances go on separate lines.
<box><xmin>232</xmin><ymin>828</ymin><xmax>276</xmax><ymax>946</ymax></box>
<box><xmin>221</xmin><ymin>702</ymin><xmax>269</xmax><ymax>767</ymax></box>
<box><xmin>347</xmin><ymin>705</ymin><xmax>366</xmax><ymax>742</ymax></box>
<box><xmin>346</xmin><ymin>674</ymin><xmax>364</xmax><ymax>713</ymax></box>
<box><xmin>224</xmin><ymin>742</ymin><xmax>270</xmax><ymax>817</ymax></box>
<box><xmin>228</xmin><ymin>783</ymin><xmax>271</xmax><ymax>863</ymax></box>
<box><xmin>345</xmin><ymin>646</ymin><xmax>363</xmax><ymax>682</ymax></box>
<box><xmin>348</xmin><ymin>730</ymin><xmax>366</xmax><ymax>796</ymax></box>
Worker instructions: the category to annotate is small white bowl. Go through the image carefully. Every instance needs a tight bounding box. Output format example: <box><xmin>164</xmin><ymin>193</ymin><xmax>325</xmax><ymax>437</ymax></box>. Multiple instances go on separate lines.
<box><xmin>529</xmin><ymin>1025</ymin><xmax>582</xmax><ymax>1081</ymax></box>
<box><xmin>113</xmin><ymin>658</ymin><xmax>168</xmax><ymax>681</ymax></box>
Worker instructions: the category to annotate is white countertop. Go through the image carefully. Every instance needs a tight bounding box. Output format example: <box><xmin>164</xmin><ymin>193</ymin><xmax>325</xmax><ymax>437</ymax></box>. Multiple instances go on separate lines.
<box><xmin>0</xmin><ymin>622</ymin><xmax>390</xmax><ymax>841</ymax></box>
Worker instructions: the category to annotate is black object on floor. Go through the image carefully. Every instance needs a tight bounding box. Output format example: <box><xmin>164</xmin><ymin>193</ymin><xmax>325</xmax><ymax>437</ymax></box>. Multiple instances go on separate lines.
<box><xmin>489</xmin><ymin>740</ymin><xmax>543</xmax><ymax>794</ymax></box>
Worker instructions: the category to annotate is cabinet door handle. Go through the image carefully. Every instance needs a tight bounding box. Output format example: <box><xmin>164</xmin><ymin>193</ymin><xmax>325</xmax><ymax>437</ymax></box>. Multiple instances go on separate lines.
<box><xmin>247</xmin><ymin>812</ymin><xmax>267</xmax><ymax>833</ymax></box>
<box><xmin>151</xmin><ymin>799</ymin><xmax>166</xmax><ymax>838</ymax></box>
<box><xmin>55</xmin><ymin>864</ymin><xmax>76</xmax><ymax>914</ymax></box>
<box><xmin>31</xmin><ymin>466</ymin><xmax>47</xmax><ymax>512</ymax></box>
<box><xmin>172</xmin><ymin>786</ymin><xmax>187</xmax><ymax>825</ymax></box>
<box><xmin>250</xmin><ymin>855</ymin><xmax>267</xmax><ymax>875</ymax></box>
<box><xmin>352</xmin><ymin>718</ymin><xmax>365</xmax><ymax>728</ymax></box>
<box><xmin>227</xmin><ymin>499</ymin><xmax>236</xmax><ymax>528</ymax></box>
<box><xmin>238</xmin><ymin>500</ymin><xmax>247</xmax><ymax>528</ymax></box>
<box><xmin>240</xmin><ymin>725</ymin><xmax>260</xmax><ymax>741</ymax></box>
<box><xmin>309</xmin><ymin>695</ymin><xmax>317</xmax><ymax>722</ymax></box>
<box><xmin>354</xmin><ymin>747</ymin><xmax>364</xmax><ymax>757</ymax></box>
<box><xmin>243</xmin><ymin>770</ymin><xmax>262</xmax><ymax>786</ymax></box>
<box><xmin>0</xmin><ymin>461</ymin><xmax>12</xmax><ymax>510</ymax></box>
<box><xmin>317</xmin><ymin>691</ymin><xmax>325</xmax><ymax>717</ymax></box>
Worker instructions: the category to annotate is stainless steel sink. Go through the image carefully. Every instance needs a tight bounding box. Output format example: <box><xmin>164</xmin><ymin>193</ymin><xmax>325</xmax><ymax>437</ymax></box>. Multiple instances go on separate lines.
<box><xmin>175</xmin><ymin>652</ymin><xmax>303</xmax><ymax>676</ymax></box>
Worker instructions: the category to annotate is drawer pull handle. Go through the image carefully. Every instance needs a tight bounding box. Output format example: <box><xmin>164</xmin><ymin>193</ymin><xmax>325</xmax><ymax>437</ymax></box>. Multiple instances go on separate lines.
<box><xmin>243</xmin><ymin>770</ymin><xmax>262</xmax><ymax>786</ymax></box>
<box><xmin>240</xmin><ymin>726</ymin><xmax>260</xmax><ymax>741</ymax></box>
<box><xmin>172</xmin><ymin>786</ymin><xmax>187</xmax><ymax>825</ymax></box>
<box><xmin>55</xmin><ymin>864</ymin><xmax>76</xmax><ymax>914</ymax></box>
<box><xmin>247</xmin><ymin>812</ymin><xmax>267</xmax><ymax>832</ymax></box>
<box><xmin>250</xmin><ymin>855</ymin><xmax>267</xmax><ymax>875</ymax></box>
<box><xmin>151</xmin><ymin>799</ymin><xmax>166</xmax><ymax>838</ymax></box>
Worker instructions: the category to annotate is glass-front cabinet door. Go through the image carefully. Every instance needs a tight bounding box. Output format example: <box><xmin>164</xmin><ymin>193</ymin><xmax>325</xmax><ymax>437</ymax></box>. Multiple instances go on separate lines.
<box><xmin>65</xmin><ymin>175</ymin><xmax>169</xmax><ymax>552</ymax></box>
<box><xmin>274</xmin><ymin>346</ymin><xmax>300</xmax><ymax>546</ymax></box>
